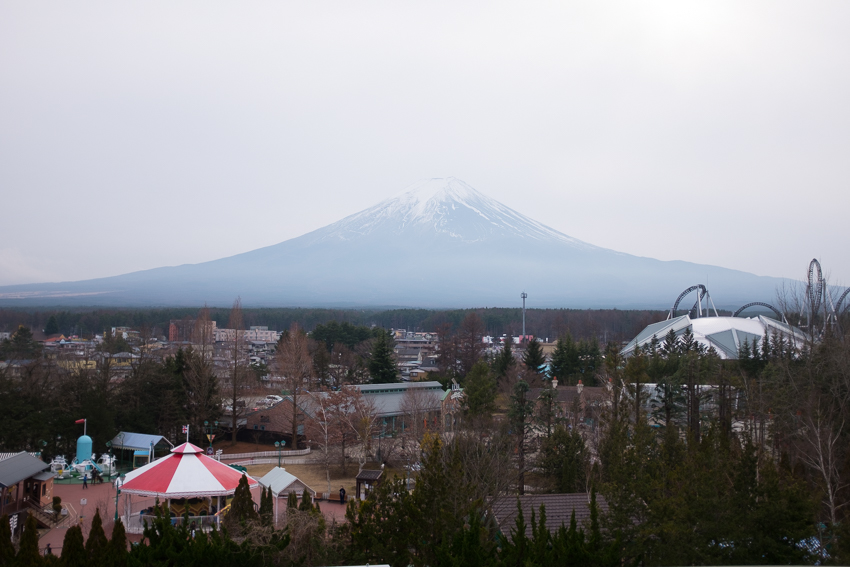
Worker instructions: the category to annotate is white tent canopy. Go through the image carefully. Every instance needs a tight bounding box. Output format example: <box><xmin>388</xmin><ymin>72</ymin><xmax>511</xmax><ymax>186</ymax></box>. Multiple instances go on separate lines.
<box><xmin>258</xmin><ymin>466</ymin><xmax>315</xmax><ymax>497</ymax></box>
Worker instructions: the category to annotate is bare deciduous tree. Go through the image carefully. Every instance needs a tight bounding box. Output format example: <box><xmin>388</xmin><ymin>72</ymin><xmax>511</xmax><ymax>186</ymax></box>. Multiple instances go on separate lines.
<box><xmin>226</xmin><ymin>298</ymin><xmax>254</xmax><ymax>445</ymax></box>
<box><xmin>336</xmin><ymin>386</ymin><xmax>379</xmax><ymax>475</ymax></box>
<box><xmin>399</xmin><ymin>385</ymin><xmax>440</xmax><ymax>466</ymax></box>
<box><xmin>304</xmin><ymin>388</ymin><xmax>347</xmax><ymax>496</ymax></box>
<box><xmin>276</xmin><ymin>324</ymin><xmax>313</xmax><ymax>448</ymax></box>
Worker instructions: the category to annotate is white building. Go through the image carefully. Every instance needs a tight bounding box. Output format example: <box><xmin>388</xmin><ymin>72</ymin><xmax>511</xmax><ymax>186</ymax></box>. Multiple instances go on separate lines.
<box><xmin>215</xmin><ymin>326</ymin><xmax>280</xmax><ymax>343</ymax></box>
<box><xmin>621</xmin><ymin>314</ymin><xmax>808</xmax><ymax>360</ymax></box>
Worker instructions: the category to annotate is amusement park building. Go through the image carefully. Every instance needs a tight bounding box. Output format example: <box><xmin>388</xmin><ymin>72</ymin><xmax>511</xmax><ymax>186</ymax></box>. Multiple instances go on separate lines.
<box><xmin>621</xmin><ymin>314</ymin><xmax>808</xmax><ymax>360</ymax></box>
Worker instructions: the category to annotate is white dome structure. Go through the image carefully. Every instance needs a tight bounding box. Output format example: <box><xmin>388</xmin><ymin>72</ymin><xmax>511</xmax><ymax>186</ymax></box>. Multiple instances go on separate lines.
<box><xmin>621</xmin><ymin>314</ymin><xmax>807</xmax><ymax>360</ymax></box>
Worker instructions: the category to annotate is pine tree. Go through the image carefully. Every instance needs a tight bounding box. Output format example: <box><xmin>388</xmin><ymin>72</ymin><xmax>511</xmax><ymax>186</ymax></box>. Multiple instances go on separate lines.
<box><xmin>549</xmin><ymin>333</ymin><xmax>580</xmax><ymax>384</ymax></box>
<box><xmin>299</xmin><ymin>491</ymin><xmax>313</xmax><ymax>511</ymax></box>
<box><xmin>60</xmin><ymin>525</ymin><xmax>87</xmax><ymax>567</ymax></box>
<box><xmin>536</xmin><ymin>386</ymin><xmax>559</xmax><ymax>437</ymax></box>
<box><xmin>522</xmin><ymin>339</ymin><xmax>546</xmax><ymax>377</ymax></box>
<box><xmin>509</xmin><ymin>380</ymin><xmax>535</xmax><ymax>495</ymax></box>
<box><xmin>433</xmin><ymin>513</ymin><xmax>497</xmax><ymax>567</ymax></box>
<box><xmin>494</xmin><ymin>339</ymin><xmax>515</xmax><ymax>378</ymax></box>
<box><xmin>462</xmin><ymin>361</ymin><xmax>496</xmax><ymax>418</ymax></box>
<box><xmin>499</xmin><ymin>501</ymin><xmax>529</xmax><ymax>565</ymax></box>
<box><xmin>107</xmin><ymin>519</ymin><xmax>128</xmax><ymax>567</ymax></box>
<box><xmin>85</xmin><ymin>509</ymin><xmax>108</xmax><ymax>566</ymax></box>
<box><xmin>228</xmin><ymin>474</ymin><xmax>259</xmax><ymax>524</ymax></box>
<box><xmin>44</xmin><ymin>315</ymin><xmax>60</xmax><ymax>336</ymax></box>
<box><xmin>287</xmin><ymin>491</ymin><xmax>298</xmax><ymax>510</ymax></box>
<box><xmin>0</xmin><ymin>325</ymin><xmax>41</xmax><ymax>360</ymax></box>
<box><xmin>15</xmin><ymin>513</ymin><xmax>43</xmax><ymax>566</ymax></box>
<box><xmin>368</xmin><ymin>330</ymin><xmax>398</xmax><ymax>384</ymax></box>
<box><xmin>538</xmin><ymin>426</ymin><xmax>588</xmax><ymax>492</ymax></box>
<box><xmin>0</xmin><ymin>514</ymin><xmax>14</xmax><ymax>565</ymax></box>
<box><xmin>259</xmin><ymin>487</ymin><xmax>273</xmax><ymax>526</ymax></box>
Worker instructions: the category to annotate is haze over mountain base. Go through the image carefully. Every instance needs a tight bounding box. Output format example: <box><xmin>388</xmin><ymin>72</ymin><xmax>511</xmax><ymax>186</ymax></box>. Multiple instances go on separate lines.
<box><xmin>0</xmin><ymin>178</ymin><xmax>786</xmax><ymax>309</ymax></box>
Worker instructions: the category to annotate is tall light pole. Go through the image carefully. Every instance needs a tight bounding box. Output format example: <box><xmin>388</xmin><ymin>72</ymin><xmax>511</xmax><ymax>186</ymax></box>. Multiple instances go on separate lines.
<box><xmin>274</xmin><ymin>440</ymin><xmax>285</xmax><ymax>467</ymax></box>
<box><xmin>521</xmin><ymin>292</ymin><xmax>527</xmax><ymax>342</ymax></box>
<box><xmin>113</xmin><ymin>474</ymin><xmax>125</xmax><ymax>523</ymax></box>
<box><xmin>204</xmin><ymin>421</ymin><xmax>219</xmax><ymax>451</ymax></box>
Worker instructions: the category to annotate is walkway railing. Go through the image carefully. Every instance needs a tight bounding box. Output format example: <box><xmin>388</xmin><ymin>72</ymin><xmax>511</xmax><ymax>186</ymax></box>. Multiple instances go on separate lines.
<box><xmin>125</xmin><ymin>512</ymin><xmax>221</xmax><ymax>534</ymax></box>
<box><xmin>217</xmin><ymin>448</ymin><xmax>310</xmax><ymax>461</ymax></box>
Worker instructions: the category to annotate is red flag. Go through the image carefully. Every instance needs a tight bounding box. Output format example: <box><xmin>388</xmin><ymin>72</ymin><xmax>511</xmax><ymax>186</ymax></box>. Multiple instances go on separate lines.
<box><xmin>75</xmin><ymin>419</ymin><xmax>86</xmax><ymax>424</ymax></box>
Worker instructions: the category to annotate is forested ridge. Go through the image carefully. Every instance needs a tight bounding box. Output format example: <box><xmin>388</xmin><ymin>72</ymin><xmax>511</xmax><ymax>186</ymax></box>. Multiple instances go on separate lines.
<box><xmin>0</xmin><ymin>306</ymin><xmax>666</xmax><ymax>344</ymax></box>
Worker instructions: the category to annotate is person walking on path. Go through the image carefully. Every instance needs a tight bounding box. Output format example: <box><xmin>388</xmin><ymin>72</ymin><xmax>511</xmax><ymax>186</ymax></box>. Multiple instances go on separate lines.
<box><xmin>45</xmin><ymin>543</ymin><xmax>52</xmax><ymax>556</ymax></box>
<box><xmin>339</xmin><ymin>486</ymin><xmax>346</xmax><ymax>504</ymax></box>
<box><xmin>82</xmin><ymin>474</ymin><xmax>88</xmax><ymax>489</ymax></box>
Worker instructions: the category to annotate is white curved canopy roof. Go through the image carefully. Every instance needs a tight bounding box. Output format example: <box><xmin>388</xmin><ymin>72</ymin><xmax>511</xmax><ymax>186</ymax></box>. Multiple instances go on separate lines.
<box><xmin>621</xmin><ymin>315</ymin><xmax>807</xmax><ymax>360</ymax></box>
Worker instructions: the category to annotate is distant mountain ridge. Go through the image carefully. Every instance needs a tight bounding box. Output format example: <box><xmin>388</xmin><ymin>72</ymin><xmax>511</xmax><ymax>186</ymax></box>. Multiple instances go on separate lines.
<box><xmin>0</xmin><ymin>178</ymin><xmax>787</xmax><ymax>308</ymax></box>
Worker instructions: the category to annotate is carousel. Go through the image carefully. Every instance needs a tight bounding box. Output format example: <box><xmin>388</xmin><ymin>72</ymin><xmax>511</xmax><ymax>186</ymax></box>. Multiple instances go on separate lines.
<box><xmin>119</xmin><ymin>442</ymin><xmax>258</xmax><ymax>533</ymax></box>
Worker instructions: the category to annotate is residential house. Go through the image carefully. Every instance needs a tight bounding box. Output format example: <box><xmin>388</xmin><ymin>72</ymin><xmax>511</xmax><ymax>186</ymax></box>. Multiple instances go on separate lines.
<box><xmin>489</xmin><ymin>493</ymin><xmax>609</xmax><ymax>539</ymax></box>
<box><xmin>0</xmin><ymin>452</ymin><xmax>54</xmax><ymax>527</ymax></box>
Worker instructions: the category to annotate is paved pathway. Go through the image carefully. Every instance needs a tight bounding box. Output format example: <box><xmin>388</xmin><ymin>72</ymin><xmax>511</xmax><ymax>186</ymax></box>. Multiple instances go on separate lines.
<box><xmin>36</xmin><ymin>478</ymin><xmax>352</xmax><ymax>556</ymax></box>
<box><xmin>39</xmin><ymin>477</ymin><xmax>140</xmax><ymax>556</ymax></box>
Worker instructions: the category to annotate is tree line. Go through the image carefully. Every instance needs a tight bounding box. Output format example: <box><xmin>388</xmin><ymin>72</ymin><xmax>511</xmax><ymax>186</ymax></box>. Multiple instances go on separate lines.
<box><xmin>0</xmin><ymin>305</ymin><xmax>663</xmax><ymax>345</ymax></box>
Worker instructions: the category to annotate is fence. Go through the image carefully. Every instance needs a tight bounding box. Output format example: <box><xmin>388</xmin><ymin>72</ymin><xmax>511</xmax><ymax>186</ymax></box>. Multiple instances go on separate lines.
<box><xmin>217</xmin><ymin>448</ymin><xmax>310</xmax><ymax>461</ymax></box>
<box><xmin>228</xmin><ymin>457</ymin><xmax>307</xmax><ymax>466</ymax></box>
<box><xmin>124</xmin><ymin>497</ymin><xmax>223</xmax><ymax>535</ymax></box>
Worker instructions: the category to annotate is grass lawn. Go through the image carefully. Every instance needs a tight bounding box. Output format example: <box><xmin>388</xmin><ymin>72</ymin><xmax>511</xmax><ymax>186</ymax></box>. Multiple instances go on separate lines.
<box><xmin>243</xmin><ymin>463</ymin><xmax>410</xmax><ymax>499</ymax></box>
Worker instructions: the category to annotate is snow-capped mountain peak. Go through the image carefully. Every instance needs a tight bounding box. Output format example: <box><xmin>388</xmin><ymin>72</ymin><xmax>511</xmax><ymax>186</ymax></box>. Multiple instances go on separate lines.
<box><xmin>313</xmin><ymin>177</ymin><xmax>596</xmax><ymax>249</ymax></box>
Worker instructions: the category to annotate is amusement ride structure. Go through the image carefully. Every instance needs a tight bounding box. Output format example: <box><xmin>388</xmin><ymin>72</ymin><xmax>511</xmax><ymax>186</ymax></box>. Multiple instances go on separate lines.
<box><xmin>666</xmin><ymin>259</ymin><xmax>847</xmax><ymax>333</ymax></box>
<box><xmin>625</xmin><ymin>259</ymin><xmax>848</xmax><ymax>359</ymax></box>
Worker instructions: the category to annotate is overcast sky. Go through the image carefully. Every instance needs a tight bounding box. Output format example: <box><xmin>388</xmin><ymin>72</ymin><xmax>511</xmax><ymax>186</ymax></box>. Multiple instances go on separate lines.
<box><xmin>1</xmin><ymin>2</ymin><xmax>848</xmax><ymax>290</ymax></box>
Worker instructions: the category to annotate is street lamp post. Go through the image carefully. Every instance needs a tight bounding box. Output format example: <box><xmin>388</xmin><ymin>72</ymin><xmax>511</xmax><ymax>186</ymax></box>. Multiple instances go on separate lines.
<box><xmin>274</xmin><ymin>440</ymin><xmax>286</xmax><ymax>467</ymax></box>
<box><xmin>204</xmin><ymin>420</ymin><xmax>219</xmax><ymax>451</ymax></box>
<box><xmin>114</xmin><ymin>474</ymin><xmax>125</xmax><ymax>523</ymax></box>
<box><xmin>105</xmin><ymin>440</ymin><xmax>113</xmax><ymax>476</ymax></box>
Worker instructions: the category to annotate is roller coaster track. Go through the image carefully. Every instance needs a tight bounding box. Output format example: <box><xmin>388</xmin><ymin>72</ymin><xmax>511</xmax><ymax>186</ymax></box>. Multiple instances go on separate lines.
<box><xmin>733</xmin><ymin>302</ymin><xmax>787</xmax><ymax>323</ymax></box>
<box><xmin>835</xmin><ymin>287</ymin><xmax>850</xmax><ymax>312</ymax></box>
<box><xmin>668</xmin><ymin>284</ymin><xmax>719</xmax><ymax>319</ymax></box>
<box><xmin>807</xmin><ymin>259</ymin><xmax>824</xmax><ymax>315</ymax></box>
<box><xmin>801</xmin><ymin>258</ymin><xmax>840</xmax><ymax>334</ymax></box>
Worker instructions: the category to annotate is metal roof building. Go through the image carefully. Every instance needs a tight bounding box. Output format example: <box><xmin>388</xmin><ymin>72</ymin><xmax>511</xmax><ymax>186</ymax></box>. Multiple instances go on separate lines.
<box><xmin>108</xmin><ymin>432</ymin><xmax>173</xmax><ymax>452</ymax></box>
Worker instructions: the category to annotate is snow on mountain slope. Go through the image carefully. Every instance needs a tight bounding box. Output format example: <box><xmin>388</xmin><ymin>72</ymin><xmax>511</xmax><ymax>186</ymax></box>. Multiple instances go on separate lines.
<box><xmin>306</xmin><ymin>177</ymin><xmax>599</xmax><ymax>249</ymax></box>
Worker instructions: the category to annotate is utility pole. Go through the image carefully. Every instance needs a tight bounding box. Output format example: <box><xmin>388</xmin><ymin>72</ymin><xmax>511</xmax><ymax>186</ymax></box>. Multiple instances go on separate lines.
<box><xmin>521</xmin><ymin>292</ymin><xmax>527</xmax><ymax>343</ymax></box>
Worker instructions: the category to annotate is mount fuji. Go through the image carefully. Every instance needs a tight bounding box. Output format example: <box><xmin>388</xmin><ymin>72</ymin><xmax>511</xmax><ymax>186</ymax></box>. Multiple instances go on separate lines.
<box><xmin>0</xmin><ymin>178</ymin><xmax>785</xmax><ymax>308</ymax></box>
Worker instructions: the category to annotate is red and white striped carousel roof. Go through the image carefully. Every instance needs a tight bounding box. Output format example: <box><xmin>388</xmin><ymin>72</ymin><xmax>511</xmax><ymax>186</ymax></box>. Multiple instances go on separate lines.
<box><xmin>120</xmin><ymin>442</ymin><xmax>258</xmax><ymax>498</ymax></box>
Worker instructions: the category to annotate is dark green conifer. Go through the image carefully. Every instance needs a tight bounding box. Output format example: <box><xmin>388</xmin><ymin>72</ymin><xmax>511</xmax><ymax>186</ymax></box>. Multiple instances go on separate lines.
<box><xmin>15</xmin><ymin>513</ymin><xmax>43</xmax><ymax>566</ymax></box>
<box><xmin>229</xmin><ymin>474</ymin><xmax>259</xmax><ymax>524</ymax></box>
<box><xmin>463</xmin><ymin>361</ymin><xmax>496</xmax><ymax>418</ymax></box>
<box><xmin>259</xmin><ymin>487</ymin><xmax>273</xmax><ymax>526</ymax></box>
<box><xmin>60</xmin><ymin>525</ymin><xmax>86</xmax><ymax>567</ymax></box>
<box><xmin>493</xmin><ymin>339</ymin><xmax>515</xmax><ymax>378</ymax></box>
<box><xmin>0</xmin><ymin>514</ymin><xmax>14</xmax><ymax>565</ymax></box>
<box><xmin>85</xmin><ymin>509</ymin><xmax>108</xmax><ymax>565</ymax></box>
<box><xmin>522</xmin><ymin>339</ymin><xmax>546</xmax><ymax>376</ymax></box>
<box><xmin>368</xmin><ymin>330</ymin><xmax>398</xmax><ymax>384</ymax></box>
<box><xmin>549</xmin><ymin>333</ymin><xmax>579</xmax><ymax>384</ymax></box>
<box><xmin>107</xmin><ymin>519</ymin><xmax>128</xmax><ymax>567</ymax></box>
<box><xmin>44</xmin><ymin>315</ymin><xmax>59</xmax><ymax>336</ymax></box>
<box><xmin>299</xmin><ymin>491</ymin><xmax>313</xmax><ymax>511</ymax></box>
